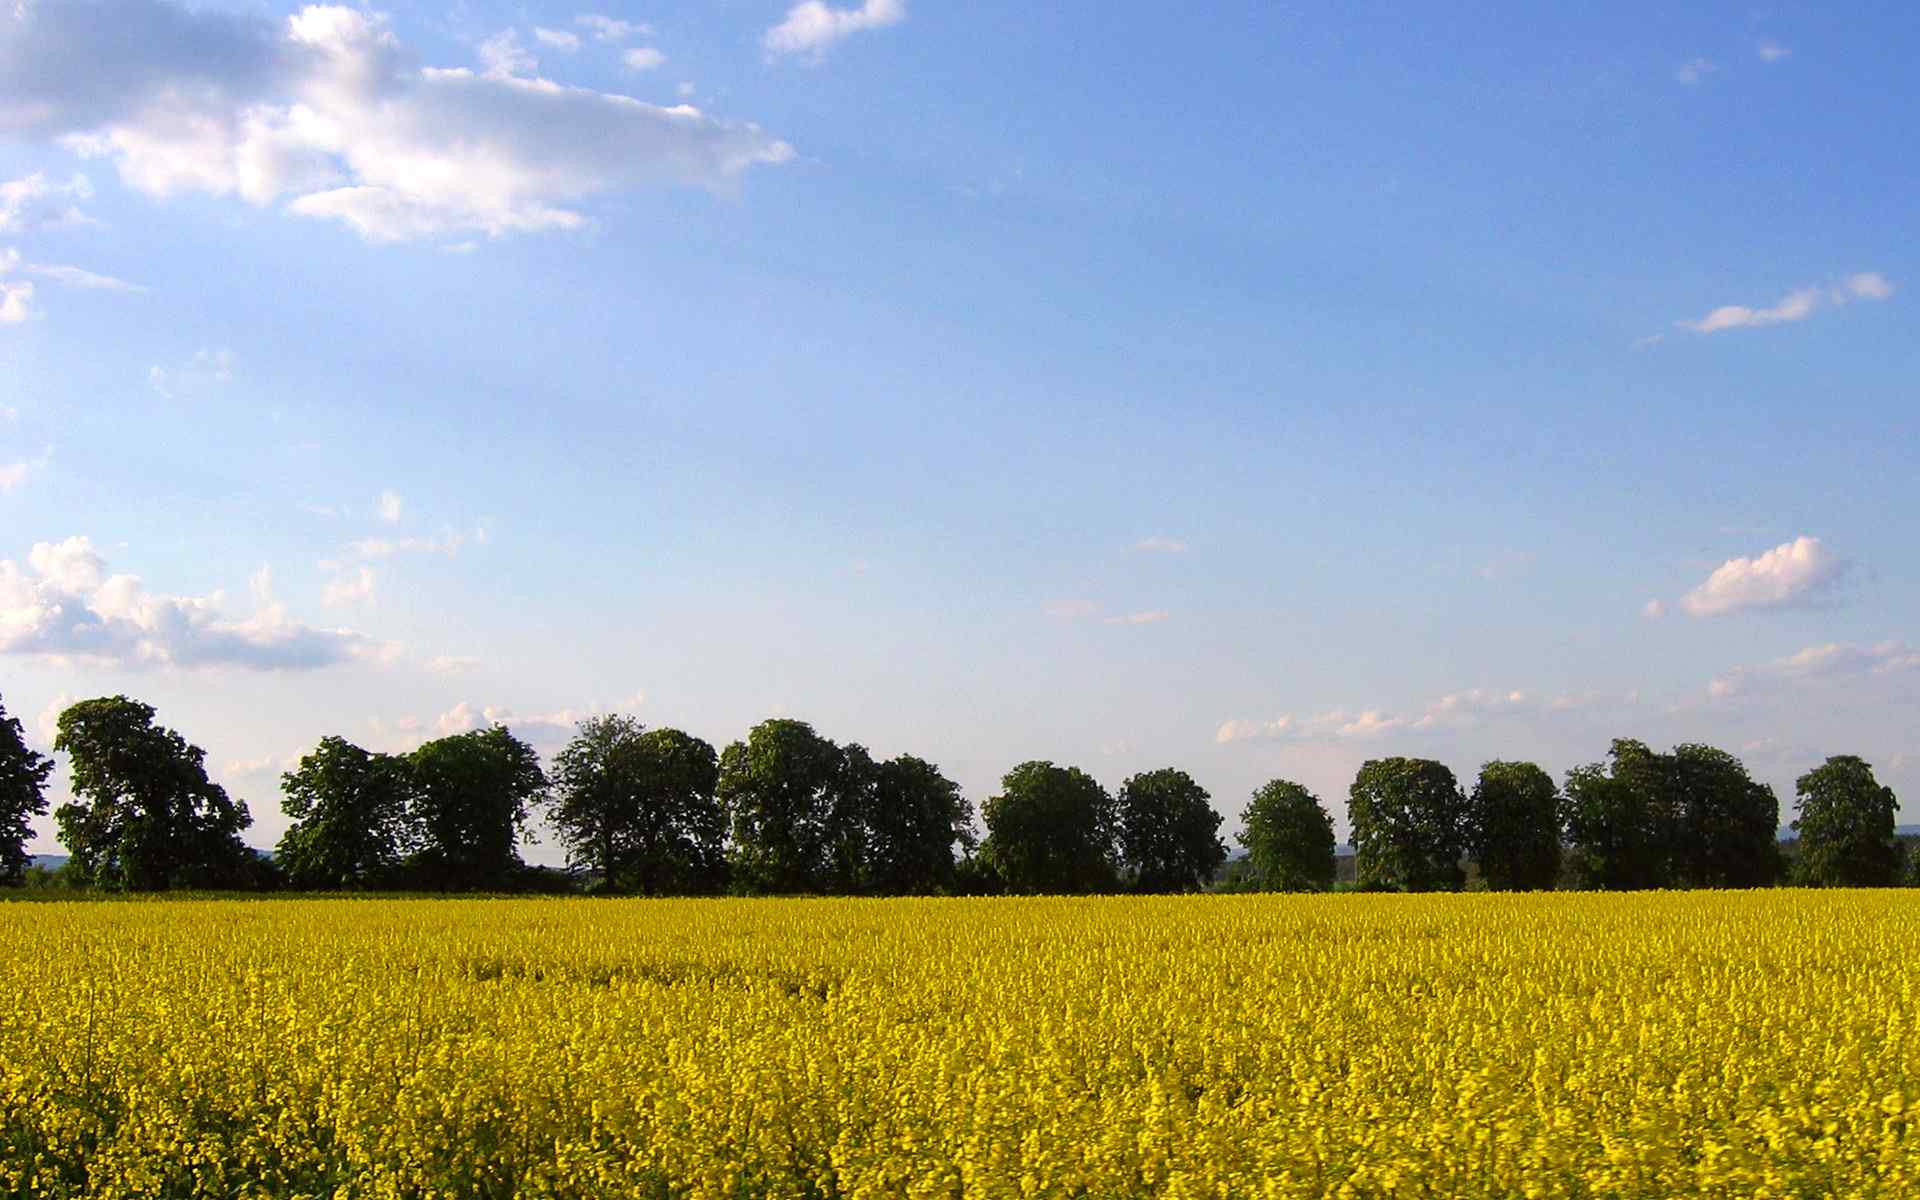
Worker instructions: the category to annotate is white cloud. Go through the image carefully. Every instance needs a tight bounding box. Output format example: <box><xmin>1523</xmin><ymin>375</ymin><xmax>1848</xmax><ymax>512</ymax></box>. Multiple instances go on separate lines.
<box><xmin>764</xmin><ymin>0</ymin><xmax>906</xmax><ymax>62</ymax></box>
<box><xmin>0</xmin><ymin>279</ymin><xmax>34</xmax><ymax>324</ymax></box>
<box><xmin>0</xmin><ymin>535</ymin><xmax>397</xmax><ymax>669</ymax></box>
<box><xmin>1104</xmin><ymin>610</ymin><xmax>1169</xmax><ymax>626</ymax></box>
<box><xmin>1643</xmin><ymin>598</ymin><xmax>1667</xmax><ymax>620</ymax></box>
<box><xmin>223</xmin><ymin>751</ymin><xmax>294</xmax><ymax>778</ymax></box>
<box><xmin>1675</xmin><ymin>58</ymin><xmax>1717</xmax><ymax>84</ymax></box>
<box><xmin>24</xmin><ymin>263</ymin><xmax>144</xmax><ymax>291</ymax></box>
<box><xmin>1680</xmin><ymin>274</ymin><xmax>1894</xmax><ymax>334</ymax></box>
<box><xmin>148</xmin><ymin>347</ymin><xmax>234</xmax><ymax>398</ymax></box>
<box><xmin>0</xmin><ymin>447</ymin><xmax>51</xmax><ymax>492</ymax></box>
<box><xmin>4</xmin><ymin>3</ymin><xmax>793</xmax><ymax>244</ymax></box>
<box><xmin>477</xmin><ymin>29</ymin><xmax>537</xmax><ymax>79</ymax></box>
<box><xmin>677</xmin><ymin>81</ymin><xmax>695</xmax><ymax>98</ymax></box>
<box><xmin>534</xmin><ymin>28</ymin><xmax>580</xmax><ymax>52</ymax></box>
<box><xmin>321</xmin><ymin>565</ymin><xmax>374</xmax><ymax>606</ymax></box>
<box><xmin>333</xmin><ymin>525</ymin><xmax>484</xmax><ymax>562</ymax></box>
<box><xmin>622</xmin><ymin>47</ymin><xmax>665</xmax><ymax>71</ymax></box>
<box><xmin>0</xmin><ymin>172</ymin><xmax>95</xmax><ymax>232</ymax></box>
<box><xmin>1757</xmin><ymin>41</ymin><xmax>1791</xmax><ymax>62</ymax></box>
<box><xmin>1709</xmin><ymin>639</ymin><xmax>1919</xmax><ymax>699</ymax></box>
<box><xmin>32</xmin><ymin>693</ymin><xmax>74</xmax><ymax>748</ymax></box>
<box><xmin>1216</xmin><ymin>687</ymin><xmax>1604</xmax><ymax>746</ymax></box>
<box><xmin>1132</xmin><ymin>536</ymin><xmax>1187</xmax><ymax>554</ymax></box>
<box><xmin>1679</xmin><ymin>535</ymin><xmax>1846</xmax><ymax>617</ymax></box>
<box><xmin>576</xmin><ymin>15</ymin><xmax>651</xmax><ymax>43</ymax></box>
<box><xmin>1044</xmin><ymin>598</ymin><xmax>1098</xmax><ymax>620</ymax></box>
<box><xmin>376</xmin><ymin>489</ymin><xmax>403</xmax><ymax>523</ymax></box>
<box><xmin>424</xmin><ymin>654</ymin><xmax>480</xmax><ymax>672</ymax></box>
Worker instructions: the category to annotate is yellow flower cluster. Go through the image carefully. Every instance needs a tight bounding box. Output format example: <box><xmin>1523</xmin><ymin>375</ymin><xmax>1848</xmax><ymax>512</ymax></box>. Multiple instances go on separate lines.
<box><xmin>3</xmin><ymin>892</ymin><xmax>1916</xmax><ymax>1198</ymax></box>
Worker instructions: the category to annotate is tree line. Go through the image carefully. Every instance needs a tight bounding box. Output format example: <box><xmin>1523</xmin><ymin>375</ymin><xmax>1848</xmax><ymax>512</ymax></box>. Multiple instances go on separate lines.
<box><xmin>0</xmin><ymin>692</ymin><xmax>1908</xmax><ymax>894</ymax></box>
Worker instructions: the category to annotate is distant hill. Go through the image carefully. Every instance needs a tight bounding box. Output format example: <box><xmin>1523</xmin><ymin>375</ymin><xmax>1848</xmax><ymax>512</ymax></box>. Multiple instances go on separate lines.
<box><xmin>28</xmin><ymin>854</ymin><xmax>68</xmax><ymax>870</ymax></box>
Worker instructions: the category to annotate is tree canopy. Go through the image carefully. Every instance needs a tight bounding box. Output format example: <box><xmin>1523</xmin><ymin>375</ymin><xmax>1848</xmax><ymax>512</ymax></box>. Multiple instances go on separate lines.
<box><xmin>1237</xmin><ymin>779</ymin><xmax>1336</xmax><ymax>892</ymax></box>
<box><xmin>52</xmin><ymin>696</ymin><xmax>258</xmax><ymax>891</ymax></box>
<box><xmin>1348</xmin><ymin>758</ymin><xmax>1467</xmax><ymax>892</ymax></box>
<box><xmin>980</xmin><ymin>761</ymin><xmax>1116</xmax><ymax>894</ymax></box>
<box><xmin>406</xmin><ymin>726</ymin><xmax>547</xmax><ymax>891</ymax></box>
<box><xmin>1468</xmin><ymin>761</ymin><xmax>1561</xmax><ymax>891</ymax></box>
<box><xmin>718</xmin><ymin>719</ymin><xmax>849</xmax><ymax>894</ymax></box>
<box><xmin>1793</xmin><ymin>755</ymin><xmax>1902</xmax><ymax>888</ymax></box>
<box><xmin>276</xmin><ymin>737</ymin><xmax>417</xmax><ymax>890</ymax></box>
<box><xmin>0</xmin><ymin>694</ymin><xmax>53</xmax><ymax>887</ymax></box>
<box><xmin>547</xmin><ymin>717</ymin><xmax>726</xmax><ymax>894</ymax></box>
<box><xmin>1117</xmin><ymin>768</ymin><xmax>1226</xmax><ymax>892</ymax></box>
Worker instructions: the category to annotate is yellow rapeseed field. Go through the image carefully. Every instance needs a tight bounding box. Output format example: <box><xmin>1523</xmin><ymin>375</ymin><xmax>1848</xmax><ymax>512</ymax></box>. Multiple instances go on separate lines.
<box><xmin>3</xmin><ymin>893</ymin><xmax>1916</xmax><ymax>1198</ymax></box>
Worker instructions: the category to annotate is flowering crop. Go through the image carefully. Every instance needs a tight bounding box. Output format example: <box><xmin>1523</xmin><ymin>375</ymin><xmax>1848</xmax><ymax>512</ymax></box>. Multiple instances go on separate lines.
<box><xmin>3</xmin><ymin>892</ymin><xmax>1916</xmax><ymax>1197</ymax></box>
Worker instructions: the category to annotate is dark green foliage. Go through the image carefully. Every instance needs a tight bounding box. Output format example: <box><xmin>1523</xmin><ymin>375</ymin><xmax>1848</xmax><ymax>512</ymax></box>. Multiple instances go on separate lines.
<box><xmin>0</xmin><ymin>695</ymin><xmax>53</xmax><ymax>887</ymax></box>
<box><xmin>1116</xmin><ymin>768</ymin><xmax>1225</xmax><ymax>892</ymax></box>
<box><xmin>980</xmin><ymin>761</ymin><xmax>1117</xmax><ymax>894</ymax></box>
<box><xmin>865</xmin><ymin>754</ymin><xmax>975</xmax><ymax>894</ymax></box>
<box><xmin>406</xmin><ymin>726</ymin><xmax>547</xmax><ymax>891</ymax></box>
<box><xmin>547</xmin><ymin>717</ymin><xmax>726</xmax><ymax>894</ymax></box>
<box><xmin>1347</xmin><ymin>758</ymin><xmax>1467</xmax><ymax>892</ymax></box>
<box><xmin>1468</xmin><ymin>761</ymin><xmax>1561</xmax><ymax>891</ymax></box>
<box><xmin>1667</xmin><ymin>743</ymin><xmax>1778</xmax><ymax>888</ymax></box>
<box><xmin>52</xmin><ymin>696</ymin><xmax>256</xmax><ymax>891</ymax></box>
<box><xmin>1793</xmin><ymin>756</ymin><xmax>1902</xmax><ymax>887</ymax></box>
<box><xmin>276</xmin><ymin>737</ymin><xmax>418</xmax><ymax>890</ymax></box>
<box><xmin>1237</xmin><ymin>779</ymin><xmax>1336</xmax><ymax>892</ymax></box>
<box><xmin>1562</xmin><ymin>739</ymin><xmax>1673</xmax><ymax>891</ymax></box>
<box><xmin>717</xmin><ymin>719</ymin><xmax>848</xmax><ymax>894</ymax></box>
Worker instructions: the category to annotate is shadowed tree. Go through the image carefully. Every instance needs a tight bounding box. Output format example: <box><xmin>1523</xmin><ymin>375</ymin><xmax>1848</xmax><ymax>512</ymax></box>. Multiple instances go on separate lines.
<box><xmin>980</xmin><ymin>761</ymin><xmax>1117</xmax><ymax>894</ymax></box>
<box><xmin>277</xmin><ymin>736</ymin><xmax>418</xmax><ymax>890</ymax></box>
<box><xmin>718</xmin><ymin>719</ymin><xmax>846</xmax><ymax>894</ymax></box>
<box><xmin>1348</xmin><ymin>758</ymin><xmax>1468</xmax><ymax>892</ymax></box>
<box><xmin>1793</xmin><ymin>755</ymin><xmax>1902</xmax><ymax>888</ymax></box>
<box><xmin>53</xmin><ymin>696</ymin><xmax>256</xmax><ymax>891</ymax></box>
<box><xmin>0</xmin><ymin>694</ymin><xmax>53</xmax><ymax>887</ymax></box>
<box><xmin>865</xmin><ymin>754</ymin><xmax>975</xmax><ymax>895</ymax></box>
<box><xmin>1668</xmin><ymin>743</ymin><xmax>1778</xmax><ymax>888</ymax></box>
<box><xmin>1468</xmin><ymin>761</ymin><xmax>1562</xmax><ymax>891</ymax></box>
<box><xmin>407</xmin><ymin>725</ymin><xmax>547</xmax><ymax>891</ymax></box>
<box><xmin>1117</xmin><ymin>768</ymin><xmax>1226</xmax><ymax>892</ymax></box>
<box><xmin>548</xmin><ymin>716</ymin><xmax>725</xmax><ymax>894</ymax></box>
<box><xmin>1237</xmin><ymin>779</ymin><xmax>1336</xmax><ymax>892</ymax></box>
<box><xmin>1562</xmin><ymin>739</ymin><xmax>1674</xmax><ymax>891</ymax></box>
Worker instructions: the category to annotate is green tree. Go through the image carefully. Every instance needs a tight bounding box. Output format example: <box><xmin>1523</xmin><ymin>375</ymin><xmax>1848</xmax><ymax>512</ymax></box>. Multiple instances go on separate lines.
<box><xmin>547</xmin><ymin>717</ymin><xmax>725</xmax><ymax>894</ymax></box>
<box><xmin>980</xmin><ymin>761</ymin><xmax>1117</xmax><ymax>894</ymax></box>
<box><xmin>53</xmin><ymin>696</ymin><xmax>257</xmax><ymax>891</ymax></box>
<box><xmin>0</xmin><ymin>694</ymin><xmax>53</xmax><ymax>886</ymax></box>
<box><xmin>865</xmin><ymin>754</ymin><xmax>975</xmax><ymax>894</ymax></box>
<box><xmin>1562</xmin><ymin>739</ymin><xmax>1673</xmax><ymax>891</ymax></box>
<box><xmin>717</xmin><ymin>719</ymin><xmax>846</xmax><ymax>894</ymax></box>
<box><xmin>1668</xmin><ymin>743</ymin><xmax>1778</xmax><ymax>888</ymax></box>
<box><xmin>1347</xmin><ymin>758</ymin><xmax>1467</xmax><ymax>892</ymax></box>
<box><xmin>1237</xmin><ymin>779</ymin><xmax>1336</xmax><ymax>892</ymax></box>
<box><xmin>276</xmin><ymin>737</ymin><xmax>418</xmax><ymax>890</ymax></box>
<box><xmin>407</xmin><ymin>726</ymin><xmax>547</xmax><ymax>891</ymax></box>
<box><xmin>1793</xmin><ymin>756</ymin><xmax>1902</xmax><ymax>887</ymax></box>
<box><xmin>1117</xmin><ymin>768</ymin><xmax>1226</xmax><ymax>892</ymax></box>
<box><xmin>1468</xmin><ymin>761</ymin><xmax>1561</xmax><ymax>891</ymax></box>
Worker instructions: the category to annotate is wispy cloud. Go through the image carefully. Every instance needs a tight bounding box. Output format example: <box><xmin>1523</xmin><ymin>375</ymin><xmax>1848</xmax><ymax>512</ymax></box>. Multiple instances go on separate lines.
<box><xmin>1679</xmin><ymin>273</ymin><xmax>1894</xmax><ymax>334</ymax></box>
<box><xmin>1132</xmin><ymin>536</ymin><xmax>1187</xmax><ymax>554</ymax></box>
<box><xmin>1709</xmin><ymin>639</ymin><xmax>1918</xmax><ymax>699</ymax></box>
<box><xmin>1215</xmin><ymin>687</ymin><xmax>1616</xmax><ymax>746</ymax></box>
<box><xmin>1757</xmin><ymin>41</ymin><xmax>1791</xmax><ymax>63</ymax></box>
<box><xmin>764</xmin><ymin>0</ymin><xmax>906</xmax><ymax>62</ymax></box>
<box><xmin>1105</xmin><ymin>610</ymin><xmax>1169</xmax><ymax>626</ymax></box>
<box><xmin>622</xmin><ymin>47</ymin><xmax>665</xmax><ymax>71</ymax></box>
<box><xmin>576</xmin><ymin>14</ymin><xmax>652</xmax><ymax>43</ymax></box>
<box><xmin>0</xmin><ymin>173</ymin><xmax>96</xmax><ymax>232</ymax></box>
<box><xmin>149</xmin><ymin>348</ymin><xmax>235</xmax><ymax>398</ymax></box>
<box><xmin>376</xmin><ymin>489</ymin><xmax>403</xmax><ymax>523</ymax></box>
<box><xmin>1675</xmin><ymin>58</ymin><xmax>1717</xmax><ymax>84</ymax></box>
<box><xmin>1679</xmin><ymin>535</ymin><xmax>1847</xmax><ymax>617</ymax></box>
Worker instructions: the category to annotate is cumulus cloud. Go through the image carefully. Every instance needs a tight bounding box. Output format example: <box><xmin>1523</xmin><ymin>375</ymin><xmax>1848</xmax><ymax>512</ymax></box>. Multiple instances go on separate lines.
<box><xmin>148</xmin><ymin>347</ymin><xmax>234</xmax><ymax>397</ymax></box>
<box><xmin>0</xmin><ymin>536</ymin><xmax>397</xmax><ymax>669</ymax></box>
<box><xmin>0</xmin><ymin>447</ymin><xmax>51</xmax><ymax>492</ymax></box>
<box><xmin>0</xmin><ymin>172</ymin><xmax>95</xmax><ymax>232</ymax></box>
<box><xmin>0</xmin><ymin>270</ymin><xmax>32</xmax><ymax>323</ymax></box>
<box><xmin>1</xmin><ymin>2</ymin><xmax>793</xmax><ymax>243</ymax></box>
<box><xmin>1680</xmin><ymin>273</ymin><xmax>1895</xmax><ymax>334</ymax></box>
<box><xmin>764</xmin><ymin>0</ymin><xmax>906</xmax><ymax>62</ymax></box>
<box><xmin>1679</xmin><ymin>536</ymin><xmax>1847</xmax><ymax>617</ymax></box>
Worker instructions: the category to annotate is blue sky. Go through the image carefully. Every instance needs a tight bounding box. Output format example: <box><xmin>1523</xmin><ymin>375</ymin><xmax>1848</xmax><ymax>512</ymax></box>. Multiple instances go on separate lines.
<box><xmin>3</xmin><ymin>0</ymin><xmax>1916</xmax><ymax>857</ymax></box>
